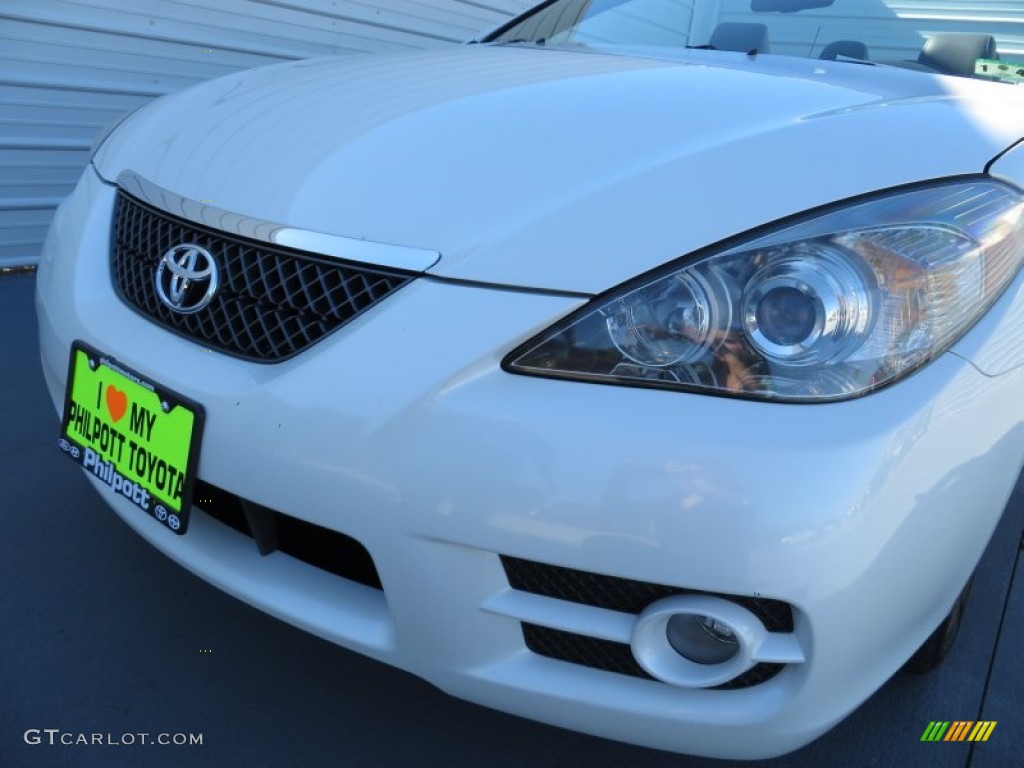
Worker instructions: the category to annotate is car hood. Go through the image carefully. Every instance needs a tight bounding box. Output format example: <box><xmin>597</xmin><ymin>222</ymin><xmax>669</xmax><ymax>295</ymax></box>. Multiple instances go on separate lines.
<box><xmin>93</xmin><ymin>45</ymin><xmax>1024</xmax><ymax>294</ymax></box>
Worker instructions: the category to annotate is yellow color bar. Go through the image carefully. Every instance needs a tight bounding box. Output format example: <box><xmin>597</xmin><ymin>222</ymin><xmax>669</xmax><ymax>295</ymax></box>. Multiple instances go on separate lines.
<box><xmin>968</xmin><ymin>721</ymin><xmax>997</xmax><ymax>742</ymax></box>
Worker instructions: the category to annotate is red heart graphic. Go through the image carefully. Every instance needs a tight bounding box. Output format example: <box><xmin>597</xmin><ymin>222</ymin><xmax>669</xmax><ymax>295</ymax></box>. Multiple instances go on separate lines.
<box><xmin>105</xmin><ymin>385</ymin><xmax>128</xmax><ymax>423</ymax></box>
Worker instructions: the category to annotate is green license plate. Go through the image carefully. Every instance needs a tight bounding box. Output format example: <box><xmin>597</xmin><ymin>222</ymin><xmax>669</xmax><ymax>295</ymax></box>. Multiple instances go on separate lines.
<box><xmin>58</xmin><ymin>340</ymin><xmax>204</xmax><ymax>535</ymax></box>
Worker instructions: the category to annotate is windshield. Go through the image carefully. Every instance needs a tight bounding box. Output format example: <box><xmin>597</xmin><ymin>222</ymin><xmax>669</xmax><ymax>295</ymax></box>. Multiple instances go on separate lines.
<box><xmin>485</xmin><ymin>0</ymin><xmax>1024</xmax><ymax>82</ymax></box>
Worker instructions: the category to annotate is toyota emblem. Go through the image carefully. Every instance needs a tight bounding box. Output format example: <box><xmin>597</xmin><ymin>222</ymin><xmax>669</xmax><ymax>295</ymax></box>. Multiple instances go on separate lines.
<box><xmin>155</xmin><ymin>243</ymin><xmax>219</xmax><ymax>314</ymax></box>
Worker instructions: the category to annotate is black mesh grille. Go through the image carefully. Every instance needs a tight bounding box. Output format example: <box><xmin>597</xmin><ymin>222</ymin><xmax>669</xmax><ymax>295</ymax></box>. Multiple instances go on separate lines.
<box><xmin>503</xmin><ymin>556</ymin><xmax>793</xmax><ymax>689</ymax></box>
<box><xmin>502</xmin><ymin>556</ymin><xmax>793</xmax><ymax>632</ymax></box>
<box><xmin>111</xmin><ymin>192</ymin><xmax>415</xmax><ymax>362</ymax></box>
<box><xmin>524</xmin><ymin>623</ymin><xmax>651</xmax><ymax>679</ymax></box>
<box><xmin>522</xmin><ymin>624</ymin><xmax>784</xmax><ymax>690</ymax></box>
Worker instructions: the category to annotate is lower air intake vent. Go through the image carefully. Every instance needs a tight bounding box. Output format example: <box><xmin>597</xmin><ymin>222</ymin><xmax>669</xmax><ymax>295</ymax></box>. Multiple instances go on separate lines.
<box><xmin>502</xmin><ymin>556</ymin><xmax>793</xmax><ymax>689</ymax></box>
<box><xmin>194</xmin><ymin>479</ymin><xmax>381</xmax><ymax>589</ymax></box>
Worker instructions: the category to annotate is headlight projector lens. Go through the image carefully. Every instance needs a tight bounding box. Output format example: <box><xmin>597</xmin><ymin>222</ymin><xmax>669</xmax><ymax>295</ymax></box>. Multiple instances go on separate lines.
<box><xmin>742</xmin><ymin>246</ymin><xmax>874</xmax><ymax>365</ymax></box>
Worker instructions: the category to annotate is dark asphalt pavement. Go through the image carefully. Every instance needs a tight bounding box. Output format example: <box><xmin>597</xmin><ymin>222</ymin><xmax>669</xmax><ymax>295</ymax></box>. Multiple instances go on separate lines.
<box><xmin>2</xmin><ymin>271</ymin><xmax>1021</xmax><ymax>768</ymax></box>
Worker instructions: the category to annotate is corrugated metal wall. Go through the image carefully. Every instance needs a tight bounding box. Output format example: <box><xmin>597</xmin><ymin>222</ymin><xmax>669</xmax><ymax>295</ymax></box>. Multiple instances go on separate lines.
<box><xmin>0</xmin><ymin>0</ymin><xmax>532</xmax><ymax>267</ymax></box>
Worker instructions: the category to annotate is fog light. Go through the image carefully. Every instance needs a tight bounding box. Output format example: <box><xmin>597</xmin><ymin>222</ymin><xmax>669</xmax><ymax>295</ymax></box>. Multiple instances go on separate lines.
<box><xmin>667</xmin><ymin>613</ymin><xmax>739</xmax><ymax>665</ymax></box>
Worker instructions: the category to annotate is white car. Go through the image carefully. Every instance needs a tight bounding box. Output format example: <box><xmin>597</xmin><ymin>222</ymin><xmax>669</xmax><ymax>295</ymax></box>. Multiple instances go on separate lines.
<box><xmin>35</xmin><ymin>0</ymin><xmax>1024</xmax><ymax>759</ymax></box>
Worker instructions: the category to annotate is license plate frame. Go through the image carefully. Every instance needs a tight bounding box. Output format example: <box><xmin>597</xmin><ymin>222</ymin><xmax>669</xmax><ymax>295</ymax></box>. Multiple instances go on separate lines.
<box><xmin>58</xmin><ymin>340</ymin><xmax>205</xmax><ymax>535</ymax></box>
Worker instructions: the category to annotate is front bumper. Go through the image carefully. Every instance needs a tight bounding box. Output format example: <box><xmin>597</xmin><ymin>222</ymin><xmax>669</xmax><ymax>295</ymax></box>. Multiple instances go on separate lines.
<box><xmin>35</xmin><ymin>167</ymin><xmax>1024</xmax><ymax>759</ymax></box>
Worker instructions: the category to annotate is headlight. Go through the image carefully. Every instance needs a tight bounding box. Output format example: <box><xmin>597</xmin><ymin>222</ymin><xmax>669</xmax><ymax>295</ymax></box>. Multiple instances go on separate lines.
<box><xmin>504</xmin><ymin>179</ymin><xmax>1024</xmax><ymax>401</ymax></box>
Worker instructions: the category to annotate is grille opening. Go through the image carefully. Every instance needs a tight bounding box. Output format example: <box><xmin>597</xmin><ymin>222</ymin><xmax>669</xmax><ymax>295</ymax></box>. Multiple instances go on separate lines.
<box><xmin>503</xmin><ymin>556</ymin><xmax>794</xmax><ymax>689</ymax></box>
<box><xmin>523</xmin><ymin>624</ymin><xmax>785</xmax><ymax>690</ymax></box>
<box><xmin>193</xmin><ymin>479</ymin><xmax>382</xmax><ymax>589</ymax></box>
<box><xmin>524</xmin><ymin>623</ymin><xmax>650</xmax><ymax>679</ymax></box>
<box><xmin>194</xmin><ymin>479</ymin><xmax>249</xmax><ymax>534</ymax></box>
<box><xmin>277</xmin><ymin>513</ymin><xmax>380</xmax><ymax>589</ymax></box>
<box><xmin>111</xmin><ymin>191</ymin><xmax>415</xmax><ymax>362</ymax></box>
<box><xmin>501</xmin><ymin>555</ymin><xmax>793</xmax><ymax>633</ymax></box>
